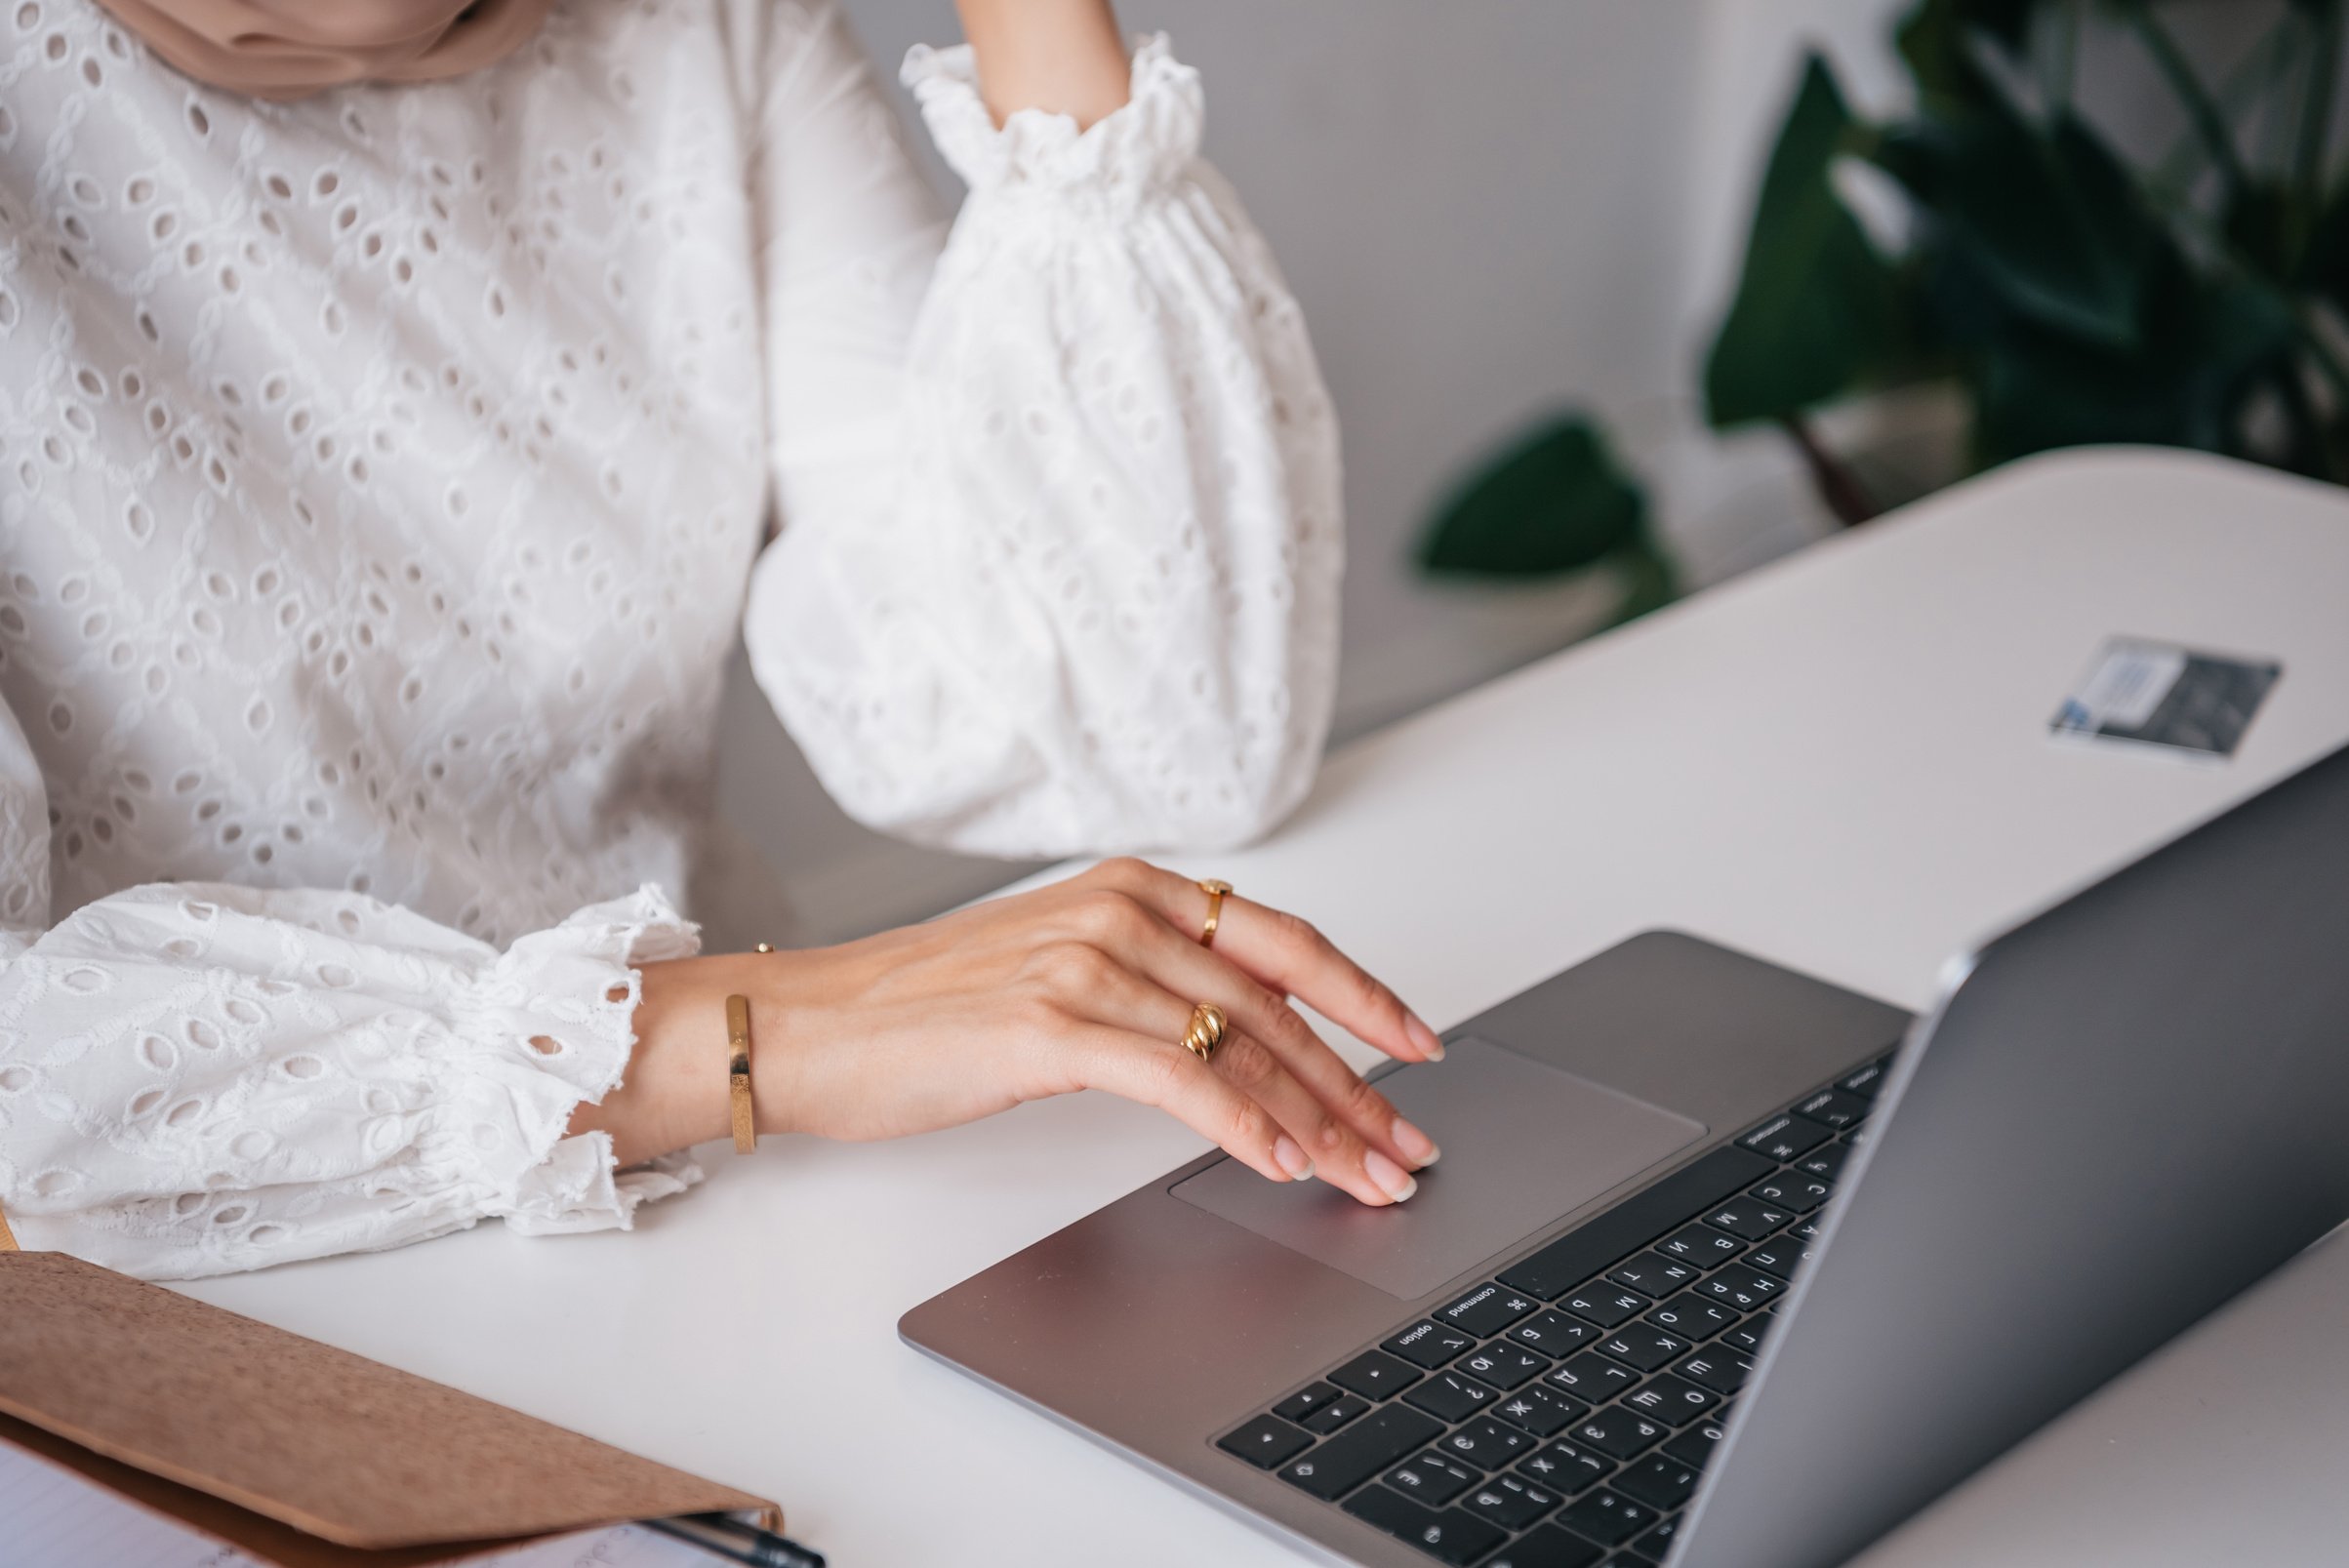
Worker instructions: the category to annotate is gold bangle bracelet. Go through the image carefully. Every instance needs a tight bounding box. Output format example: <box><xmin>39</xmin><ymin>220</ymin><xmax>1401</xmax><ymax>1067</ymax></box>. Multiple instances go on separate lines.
<box><xmin>723</xmin><ymin>992</ymin><xmax>756</xmax><ymax>1155</ymax></box>
<box><xmin>723</xmin><ymin>943</ymin><xmax>780</xmax><ymax>1156</ymax></box>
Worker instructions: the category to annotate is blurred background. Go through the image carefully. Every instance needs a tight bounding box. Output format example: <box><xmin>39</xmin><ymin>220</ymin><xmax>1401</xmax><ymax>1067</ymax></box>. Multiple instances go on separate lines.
<box><xmin>714</xmin><ymin>0</ymin><xmax>2325</xmax><ymax>945</ymax></box>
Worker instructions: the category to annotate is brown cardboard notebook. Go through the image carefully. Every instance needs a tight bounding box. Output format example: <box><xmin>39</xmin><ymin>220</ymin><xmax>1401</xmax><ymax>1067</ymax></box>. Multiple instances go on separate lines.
<box><xmin>0</xmin><ymin>1250</ymin><xmax>780</xmax><ymax>1567</ymax></box>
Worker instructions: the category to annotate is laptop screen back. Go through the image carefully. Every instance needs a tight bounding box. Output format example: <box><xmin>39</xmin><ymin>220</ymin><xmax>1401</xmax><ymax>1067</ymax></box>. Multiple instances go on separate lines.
<box><xmin>1676</xmin><ymin>743</ymin><xmax>2349</xmax><ymax>1568</ymax></box>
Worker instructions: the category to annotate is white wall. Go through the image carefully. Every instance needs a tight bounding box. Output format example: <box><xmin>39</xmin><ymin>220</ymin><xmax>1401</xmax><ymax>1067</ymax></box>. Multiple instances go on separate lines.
<box><xmin>716</xmin><ymin>0</ymin><xmax>2239</xmax><ymax>945</ymax></box>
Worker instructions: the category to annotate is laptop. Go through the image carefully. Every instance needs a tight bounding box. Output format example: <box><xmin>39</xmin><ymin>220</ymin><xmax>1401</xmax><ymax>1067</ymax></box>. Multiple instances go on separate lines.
<box><xmin>902</xmin><ymin>741</ymin><xmax>2349</xmax><ymax>1568</ymax></box>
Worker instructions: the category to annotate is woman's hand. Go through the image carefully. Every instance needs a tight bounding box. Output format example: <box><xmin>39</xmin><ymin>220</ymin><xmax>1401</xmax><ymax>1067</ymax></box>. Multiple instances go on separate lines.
<box><xmin>577</xmin><ymin>859</ymin><xmax>1446</xmax><ymax>1207</ymax></box>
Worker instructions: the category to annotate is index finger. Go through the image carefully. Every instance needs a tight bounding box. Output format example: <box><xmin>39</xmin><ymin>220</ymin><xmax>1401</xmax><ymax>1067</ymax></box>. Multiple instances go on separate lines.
<box><xmin>1091</xmin><ymin>860</ymin><xmax>1445</xmax><ymax>1065</ymax></box>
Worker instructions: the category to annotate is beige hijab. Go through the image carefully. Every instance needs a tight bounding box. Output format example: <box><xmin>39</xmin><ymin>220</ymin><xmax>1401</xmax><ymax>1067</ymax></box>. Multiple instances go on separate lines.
<box><xmin>95</xmin><ymin>0</ymin><xmax>557</xmax><ymax>98</ymax></box>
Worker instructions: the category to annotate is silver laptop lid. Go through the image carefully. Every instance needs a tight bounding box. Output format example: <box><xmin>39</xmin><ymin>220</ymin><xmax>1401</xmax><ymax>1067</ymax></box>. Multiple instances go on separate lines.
<box><xmin>1675</xmin><ymin>742</ymin><xmax>2349</xmax><ymax>1568</ymax></box>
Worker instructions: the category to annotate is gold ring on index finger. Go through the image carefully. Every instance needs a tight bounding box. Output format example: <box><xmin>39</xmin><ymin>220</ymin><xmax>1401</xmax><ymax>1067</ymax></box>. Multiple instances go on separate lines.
<box><xmin>1195</xmin><ymin>879</ymin><xmax>1233</xmax><ymax>947</ymax></box>
<box><xmin>1182</xmin><ymin>1001</ymin><xmax>1228</xmax><ymax>1063</ymax></box>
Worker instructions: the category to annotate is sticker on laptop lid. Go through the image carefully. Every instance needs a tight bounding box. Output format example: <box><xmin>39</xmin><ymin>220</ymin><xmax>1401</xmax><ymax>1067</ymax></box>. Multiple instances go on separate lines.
<box><xmin>2051</xmin><ymin>637</ymin><xmax>2280</xmax><ymax>759</ymax></box>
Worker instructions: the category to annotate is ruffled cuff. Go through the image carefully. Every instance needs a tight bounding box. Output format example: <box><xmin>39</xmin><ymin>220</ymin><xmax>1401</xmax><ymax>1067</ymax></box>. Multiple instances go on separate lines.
<box><xmin>902</xmin><ymin>32</ymin><xmax>1202</xmax><ymax>209</ymax></box>
<box><xmin>423</xmin><ymin>884</ymin><xmax>707</xmax><ymax>1235</ymax></box>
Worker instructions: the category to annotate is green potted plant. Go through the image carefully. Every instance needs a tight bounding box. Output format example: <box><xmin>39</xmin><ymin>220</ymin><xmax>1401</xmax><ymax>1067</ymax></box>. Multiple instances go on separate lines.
<box><xmin>1421</xmin><ymin>0</ymin><xmax>2349</xmax><ymax>602</ymax></box>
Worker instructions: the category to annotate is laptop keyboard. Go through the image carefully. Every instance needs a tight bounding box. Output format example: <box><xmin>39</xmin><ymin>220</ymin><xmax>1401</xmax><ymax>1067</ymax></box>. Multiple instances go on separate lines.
<box><xmin>1216</xmin><ymin>1054</ymin><xmax>1893</xmax><ymax>1568</ymax></box>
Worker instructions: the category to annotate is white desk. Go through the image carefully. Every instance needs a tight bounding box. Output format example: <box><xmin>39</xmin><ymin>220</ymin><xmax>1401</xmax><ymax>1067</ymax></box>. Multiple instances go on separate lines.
<box><xmin>186</xmin><ymin>448</ymin><xmax>2349</xmax><ymax>1566</ymax></box>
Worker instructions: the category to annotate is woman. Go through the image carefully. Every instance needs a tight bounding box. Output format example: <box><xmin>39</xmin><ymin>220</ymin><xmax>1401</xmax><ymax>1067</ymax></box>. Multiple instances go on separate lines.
<box><xmin>0</xmin><ymin>0</ymin><xmax>1443</xmax><ymax>1279</ymax></box>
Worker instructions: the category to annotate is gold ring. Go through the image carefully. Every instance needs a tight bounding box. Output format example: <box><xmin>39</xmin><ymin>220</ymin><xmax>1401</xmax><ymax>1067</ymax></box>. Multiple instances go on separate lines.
<box><xmin>1196</xmin><ymin>879</ymin><xmax>1233</xmax><ymax>946</ymax></box>
<box><xmin>1182</xmin><ymin>1001</ymin><xmax>1228</xmax><ymax>1063</ymax></box>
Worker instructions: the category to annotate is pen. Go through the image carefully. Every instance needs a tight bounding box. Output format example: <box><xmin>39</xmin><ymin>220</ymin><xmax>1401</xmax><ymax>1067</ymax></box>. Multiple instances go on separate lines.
<box><xmin>644</xmin><ymin>1511</ymin><xmax>827</xmax><ymax>1568</ymax></box>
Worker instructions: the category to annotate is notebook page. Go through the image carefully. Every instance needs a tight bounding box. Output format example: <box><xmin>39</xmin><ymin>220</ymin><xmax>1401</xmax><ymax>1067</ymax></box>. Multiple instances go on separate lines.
<box><xmin>0</xmin><ymin>1440</ymin><xmax>718</xmax><ymax>1568</ymax></box>
<box><xmin>0</xmin><ymin>1437</ymin><xmax>250</xmax><ymax>1568</ymax></box>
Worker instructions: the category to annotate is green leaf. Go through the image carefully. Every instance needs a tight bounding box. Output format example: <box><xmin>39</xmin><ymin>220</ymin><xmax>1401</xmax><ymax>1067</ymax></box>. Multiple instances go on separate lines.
<box><xmin>1972</xmin><ymin>328</ymin><xmax>2179</xmax><ymax>463</ymax></box>
<box><xmin>2300</xmin><ymin>177</ymin><xmax>2349</xmax><ymax>310</ymax></box>
<box><xmin>1704</xmin><ymin>56</ymin><xmax>1902</xmax><ymax>427</ymax></box>
<box><xmin>1955</xmin><ymin>0</ymin><xmax>2035</xmax><ymax>49</ymax></box>
<box><xmin>1897</xmin><ymin>0</ymin><xmax>2036</xmax><ymax>115</ymax></box>
<box><xmin>2186</xmin><ymin>278</ymin><xmax>2305</xmax><ymax>452</ymax></box>
<box><xmin>1418</xmin><ymin>415</ymin><xmax>1649</xmax><ymax>578</ymax></box>
<box><xmin>1882</xmin><ymin>103</ymin><xmax>2162</xmax><ymax>349</ymax></box>
<box><xmin>2224</xmin><ymin>179</ymin><xmax>2313</xmax><ymax>282</ymax></box>
<box><xmin>1972</xmin><ymin>256</ymin><xmax>2298</xmax><ymax>465</ymax></box>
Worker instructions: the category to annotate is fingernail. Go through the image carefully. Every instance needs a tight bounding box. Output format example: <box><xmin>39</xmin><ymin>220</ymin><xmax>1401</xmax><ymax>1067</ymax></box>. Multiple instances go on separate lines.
<box><xmin>1405</xmin><ymin>1012</ymin><xmax>1445</xmax><ymax>1061</ymax></box>
<box><xmin>1274</xmin><ymin>1136</ymin><xmax>1315</xmax><ymax>1182</ymax></box>
<box><xmin>1363</xmin><ymin>1148</ymin><xmax>1419</xmax><ymax>1203</ymax></box>
<box><xmin>1392</xmin><ymin>1117</ymin><xmax>1440</xmax><ymax>1168</ymax></box>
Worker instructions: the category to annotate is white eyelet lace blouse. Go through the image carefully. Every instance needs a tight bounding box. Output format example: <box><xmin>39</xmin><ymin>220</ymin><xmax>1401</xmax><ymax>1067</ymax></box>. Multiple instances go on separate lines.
<box><xmin>0</xmin><ymin>0</ymin><xmax>1342</xmax><ymax>1278</ymax></box>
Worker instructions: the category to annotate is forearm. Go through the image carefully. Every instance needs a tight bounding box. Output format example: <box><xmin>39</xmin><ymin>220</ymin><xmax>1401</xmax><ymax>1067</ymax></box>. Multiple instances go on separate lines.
<box><xmin>573</xmin><ymin>860</ymin><xmax>1444</xmax><ymax>1213</ymax></box>
<box><xmin>954</xmin><ymin>0</ymin><xmax>1128</xmax><ymax>127</ymax></box>
<box><xmin>572</xmin><ymin>953</ymin><xmax>783</xmax><ymax>1167</ymax></box>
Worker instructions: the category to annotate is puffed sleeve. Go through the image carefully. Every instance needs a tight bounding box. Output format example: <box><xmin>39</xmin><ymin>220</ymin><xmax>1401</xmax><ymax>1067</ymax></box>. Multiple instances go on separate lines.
<box><xmin>0</xmin><ymin>698</ymin><xmax>702</xmax><ymax>1281</ymax></box>
<box><xmin>739</xmin><ymin>8</ymin><xmax>1344</xmax><ymax>858</ymax></box>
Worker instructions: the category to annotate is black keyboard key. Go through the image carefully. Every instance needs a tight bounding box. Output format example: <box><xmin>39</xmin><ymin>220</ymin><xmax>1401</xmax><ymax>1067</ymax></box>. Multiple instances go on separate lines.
<box><xmin>1567</xmin><ymin>1406</ymin><xmax>1665</xmax><ymax>1460</ymax></box>
<box><xmin>1493</xmin><ymin>1383</ymin><xmax>1588</xmax><ymax>1437</ymax></box>
<box><xmin>1279</xmin><ymin>1405</ymin><xmax>1443</xmax><ymax>1499</ymax></box>
<box><xmin>1331</xmin><ymin>1348</ymin><xmax>1424</xmax><ymax>1400</ymax></box>
<box><xmin>1404</xmin><ymin>1369</ymin><xmax>1500</xmax><ymax>1423</ymax></box>
<box><xmin>1624</xmin><ymin>1371</ymin><xmax>1718</xmax><ymax>1425</ymax></box>
<box><xmin>1555</xmin><ymin>1487</ymin><xmax>1655</xmax><ymax>1545</ymax></box>
<box><xmin>1656</xmin><ymin>1223</ymin><xmax>1744</xmax><ymax>1268</ymax></box>
<box><xmin>1741</xmin><ymin>1237</ymin><xmax>1803</xmax><ymax>1279</ymax></box>
<box><xmin>1673</xmin><ymin>1345</ymin><xmax>1755</xmax><ymax>1394</ymax></box>
<box><xmin>1663</xmin><ymin>1418</ymin><xmax>1730</xmax><ymax>1469</ymax></box>
<box><xmin>1341</xmin><ymin>1485</ymin><xmax>1507</xmax><ymax>1566</ymax></box>
<box><xmin>1737</xmin><ymin>1114</ymin><xmax>1830</xmax><ymax>1163</ymax></box>
<box><xmin>1613</xmin><ymin>1454</ymin><xmax>1700</xmax><ymax>1511</ymax></box>
<box><xmin>1384</xmin><ymin>1320</ymin><xmax>1476</xmax><ymax>1369</ymax></box>
<box><xmin>1273</xmin><ymin>1382</ymin><xmax>1345</xmax><ymax>1425</ymax></box>
<box><xmin>1439</xmin><ymin>1415</ymin><xmax>1533</xmax><ymax>1469</ymax></box>
<box><xmin>1487</xmin><ymin>1523</ymin><xmax>1605</xmax><ymax>1568</ymax></box>
<box><xmin>1518</xmin><ymin>1437</ymin><xmax>1617</xmax><ymax>1492</ymax></box>
<box><xmin>1559</xmin><ymin>1284</ymin><xmax>1649</xmax><ymax>1328</ymax></box>
<box><xmin>1721</xmin><ymin>1310</ymin><xmax>1775</xmax><ymax>1354</ymax></box>
<box><xmin>1545</xmin><ymin>1350</ymin><xmax>1639</xmax><ymax>1402</ymax></box>
<box><xmin>1218</xmin><ymin>1414</ymin><xmax>1313</xmax><ymax>1468</ymax></box>
<box><xmin>1645</xmin><ymin>1292</ymin><xmax>1737</xmax><ymax>1341</ymax></box>
<box><xmin>1439</xmin><ymin>1282</ymin><xmax>1541</xmax><ymax>1338</ymax></box>
<box><xmin>1797</xmin><ymin>1143</ymin><xmax>1850</xmax><ymax>1182</ymax></box>
<box><xmin>1463</xmin><ymin>1470</ymin><xmax>1562</xmax><ymax>1530</ymax></box>
<box><xmin>1697</xmin><ymin>1265</ymin><xmax>1785</xmax><ymax>1311</ymax></box>
<box><xmin>1699</xmin><ymin>1199</ymin><xmax>1790</xmax><ymax>1242</ymax></box>
<box><xmin>1386</xmin><ymin>1450</ymin><xmax>1479</xmax><ymax>1506</ymax></box>
<box><xmin>1789</xmin><ymin>1215</ymin><xmax>1824</xmax><ymax>1242</ymax></box>
<box><xmin>1748</xmin><ymin>1173</ymin><xmax>1833</xmax><ymax>1213</ymax></box>
<box><xmin>1839</xmin><ymin>1056</ymin><xmax>1892</xmax><ymax>1098</ymax></box>
<box><xmin>1498</xmin><ymin>1146</ymin><xmax>1776</xmax><ymax>1300</ymax></box>
<box><xmin>1459</xmin><ymin>1343</ymin><xmax>1551</xmax><ymax>1390</ymax></box>
<box><xmin>1509</xmin><ymin>1309</ymin><xmax>1600</xmax><ymax>1358</ymax></box>
<box><xmin>1606</xmin><ymin>1252</ymin><xmax>1701</xmax><ymax>1298</ymax></box>
<box><xmin>1596</xmin><ymin>1325</ymin><xmax>1689</xmax><ymax>1372</ymax></box>
<box><xmin>1793</xmin><ymin>1087</ymin><xmax>1872</xmax><ymax>1130</ymax></box>
<box><xmin>1634</xmin><ymin>1515</ymin><xmax>1683</xmax><ymax>1562</ymax></box>
<box><xmin>1302</xmin><ymin>1393</ymin><xmax>1372</xmax><ymax>1432</ymax></box>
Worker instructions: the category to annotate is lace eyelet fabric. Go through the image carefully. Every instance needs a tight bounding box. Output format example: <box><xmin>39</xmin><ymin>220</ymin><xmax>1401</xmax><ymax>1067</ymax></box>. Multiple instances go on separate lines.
<box><xmin>0</xmin><ymin>0</ymin><xmax>1340</xmax><ymax>1278</ymax></box>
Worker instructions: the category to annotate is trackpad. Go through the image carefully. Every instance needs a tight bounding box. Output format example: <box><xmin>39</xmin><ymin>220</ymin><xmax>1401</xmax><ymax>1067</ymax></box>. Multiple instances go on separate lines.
<box><xmin>1171</xmin><ymin>1036</ymin><xmax>1705</xmax><ymax>1299</ymax></box>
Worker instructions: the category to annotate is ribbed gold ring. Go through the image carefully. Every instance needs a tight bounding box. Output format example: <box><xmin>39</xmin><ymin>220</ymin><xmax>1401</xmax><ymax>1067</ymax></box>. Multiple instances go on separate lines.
<box><xmin>1182</xmin><ymin>1001</ymin><xmax>1228</xmax><ymax>1063</ymax></box>
<box><xmin>1196</xmin><ymin>879</ymin><xmax>1233</xmax><ymax>946</ymax></box>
